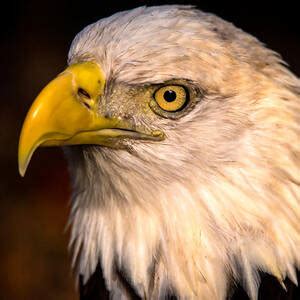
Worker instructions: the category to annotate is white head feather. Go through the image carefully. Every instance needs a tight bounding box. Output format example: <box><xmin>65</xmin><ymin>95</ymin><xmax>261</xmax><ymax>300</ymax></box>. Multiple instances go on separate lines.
<box><xmin>65</xmin><ymin>5</ymin><xmax>300</xmax><ymax>299</ymax></box>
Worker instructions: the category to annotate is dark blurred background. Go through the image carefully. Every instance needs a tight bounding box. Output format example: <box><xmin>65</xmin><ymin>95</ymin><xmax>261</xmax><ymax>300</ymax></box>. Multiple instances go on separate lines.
<box><xmin>1</xmin><ymin>0</ymin><xmax>299</xmax><ymax>299</ymax></box>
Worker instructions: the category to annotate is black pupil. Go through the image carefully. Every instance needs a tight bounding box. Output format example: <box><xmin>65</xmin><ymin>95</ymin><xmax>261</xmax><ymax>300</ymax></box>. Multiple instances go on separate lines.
<box><xmin>163</xmin><ymin>90</ymin><xmax>177</xmax><ymax>102</ymax></box>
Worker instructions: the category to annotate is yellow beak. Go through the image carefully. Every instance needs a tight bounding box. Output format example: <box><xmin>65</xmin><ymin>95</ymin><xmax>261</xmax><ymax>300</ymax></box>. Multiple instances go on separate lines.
<box><xmin>18</xmin><ymin>62</ymin><xmax>163</xmax><ymax>176</ymax></box>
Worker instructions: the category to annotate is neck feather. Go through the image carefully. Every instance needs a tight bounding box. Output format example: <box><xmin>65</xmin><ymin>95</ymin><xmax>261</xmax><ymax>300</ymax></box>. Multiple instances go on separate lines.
<box><xmin>65</xmin><ymin>141</ymin><xmax>300</xmax><ymax>299</ymax></box>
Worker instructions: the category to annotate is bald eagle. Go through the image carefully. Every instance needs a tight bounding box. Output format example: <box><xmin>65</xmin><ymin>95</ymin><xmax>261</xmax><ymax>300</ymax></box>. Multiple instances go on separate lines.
<box><xmin>18</xmin><ymin>5</ymin><xmax>300</xmax><ymax>300</ymax></box>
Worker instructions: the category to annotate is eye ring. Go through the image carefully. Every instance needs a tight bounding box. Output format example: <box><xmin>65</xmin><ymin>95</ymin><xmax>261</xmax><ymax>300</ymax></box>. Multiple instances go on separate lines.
<box><xmin>154</xmin><ymin>85</ymin><xmax>188</xmax><ymax>112</ymax></box>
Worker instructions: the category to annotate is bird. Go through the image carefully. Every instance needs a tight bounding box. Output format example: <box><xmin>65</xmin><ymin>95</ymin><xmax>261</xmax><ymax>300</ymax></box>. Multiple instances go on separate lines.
<box><xmin>18</xmin><ymin>5</ymin><xmax>300</xmax><ymax>300</ymax></box>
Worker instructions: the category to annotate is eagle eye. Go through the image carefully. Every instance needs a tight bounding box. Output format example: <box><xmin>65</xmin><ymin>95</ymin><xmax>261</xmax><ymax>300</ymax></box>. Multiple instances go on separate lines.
<box><xmin>154</xmin><ymin>85</ymin><xmax>188</xmax><ymax>112</ymax></box>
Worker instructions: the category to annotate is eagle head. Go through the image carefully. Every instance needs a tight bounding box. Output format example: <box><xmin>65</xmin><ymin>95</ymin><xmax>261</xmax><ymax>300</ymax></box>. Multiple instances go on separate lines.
<box><xmin>18</xmin><ymin>5</ymin><xmax>300</xmax><ymax>299</ymax></box>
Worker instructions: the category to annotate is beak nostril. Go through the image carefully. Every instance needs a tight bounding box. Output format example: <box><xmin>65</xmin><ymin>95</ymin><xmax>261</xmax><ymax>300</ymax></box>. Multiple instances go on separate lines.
<box><xmin>78</xmin><ymin>88</ymin><xmax>91</xmax><ymax>99</ymax></box>
<box><xmin>83</xmin><ymin>102</ymin><xmax>91</xmax><ymax>109</ymax></box>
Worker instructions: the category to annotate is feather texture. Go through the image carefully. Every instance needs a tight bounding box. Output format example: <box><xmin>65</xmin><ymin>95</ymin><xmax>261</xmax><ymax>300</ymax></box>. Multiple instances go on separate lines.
<box><xmin>65</xmin><ymin>5</ymin><xmax>300</xmax><ymax>299</ymax></box>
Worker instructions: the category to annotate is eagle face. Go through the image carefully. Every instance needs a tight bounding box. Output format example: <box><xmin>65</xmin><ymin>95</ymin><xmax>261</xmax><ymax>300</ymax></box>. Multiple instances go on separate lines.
<box><xmin>19</xmin><ymin>5</ymin><xmax>300</xmax><ymax>300</ymax></box>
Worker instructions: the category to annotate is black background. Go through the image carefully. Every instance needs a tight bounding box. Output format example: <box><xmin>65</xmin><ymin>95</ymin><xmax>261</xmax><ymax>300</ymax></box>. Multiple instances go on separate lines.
<box><xmin>1</xmin><ymin>1</ymin><xmax>299</xmax><ymax>299</ymax></box>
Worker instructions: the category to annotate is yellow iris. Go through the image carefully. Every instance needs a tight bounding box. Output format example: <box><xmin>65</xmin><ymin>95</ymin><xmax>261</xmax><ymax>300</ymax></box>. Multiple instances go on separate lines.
<box><xmin>154</xmin><ymin>85</ymin><xmax>187</xmax><ymax>112</ymax></box>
